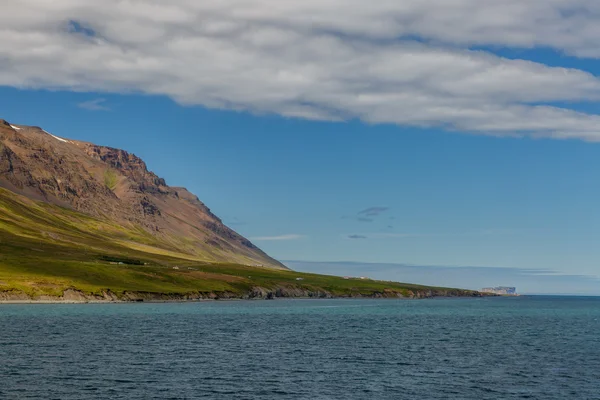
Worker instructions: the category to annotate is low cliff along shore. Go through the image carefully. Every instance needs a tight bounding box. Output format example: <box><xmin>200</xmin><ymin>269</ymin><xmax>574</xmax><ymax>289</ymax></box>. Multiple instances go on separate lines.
<box><xmin>0</xmin><ymin>286</ymin><xmax>486</xmax><ymax>303</ymax></box>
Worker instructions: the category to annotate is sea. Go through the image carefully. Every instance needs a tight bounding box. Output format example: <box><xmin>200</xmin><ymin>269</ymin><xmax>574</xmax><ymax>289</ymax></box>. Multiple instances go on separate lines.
<box><xmin>0</xmin><ymin>296</ymin><xmax>599</xmax><ymax>399</ymax></box>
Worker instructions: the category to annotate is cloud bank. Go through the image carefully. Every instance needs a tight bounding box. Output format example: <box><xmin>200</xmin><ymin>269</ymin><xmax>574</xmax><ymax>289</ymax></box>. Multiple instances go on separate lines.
<box><xmin>3</xmin><ymin>1</ymin><xmax>600</xmax><ymax>139</ymax></box>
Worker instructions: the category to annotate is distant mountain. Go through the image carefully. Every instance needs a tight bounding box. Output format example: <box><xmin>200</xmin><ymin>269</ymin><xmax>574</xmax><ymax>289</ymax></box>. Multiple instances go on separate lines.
<box><xmin>0</xmin><ymin>118</ymin><xmax>285</xmax><ymax>270</ymax></box>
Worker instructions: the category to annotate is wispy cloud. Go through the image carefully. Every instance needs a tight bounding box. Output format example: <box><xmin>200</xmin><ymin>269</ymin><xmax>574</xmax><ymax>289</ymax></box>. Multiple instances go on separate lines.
<box><xmin>348</xmin><ymin>234</ymin><xmax>368</xmax><ymax>239</ymax></box>
<box><xmin>78</xmin><ymin>98</ymin><xmax>110</xmax><ymax>111</ymax></box>
<box><xmin>343</xmin><ymin>206</ymin><xmax>390</xmax><ymax>223</ymax></box>
<box><xmin>4</xmin><ymin>1</ymin><xmax>600</xmax><ymax>140</ymax></box>
<box><xmin>343</xmin><ymin>229</ymin><xmax>517</xmax><ymax>240</ymax></box>
<box><xmin>250</xmin><ymin>234</ymin><xmax>305</xmax><ymax>241</ymax></box>
<box><xmin>372</xmin><ymin>233</ymin><xmax>424</xmax><ymax>239</ymax></box>
<box><xmin>344</xmin><ymin>233</ymin><xmax>424</xmax><ymax>239</ymax></box>
<box><xmin>358</xmin><ymin>207</ymin><xmax>389</xmax><ymax>217</ymax></box>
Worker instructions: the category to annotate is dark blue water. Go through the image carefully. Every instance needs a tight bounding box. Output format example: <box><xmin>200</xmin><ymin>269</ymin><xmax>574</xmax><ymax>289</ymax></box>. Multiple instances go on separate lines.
<box><xmin>0</xmin><ymin>297</ymin><xmax>599</xmax><ymax>399</ymax></box>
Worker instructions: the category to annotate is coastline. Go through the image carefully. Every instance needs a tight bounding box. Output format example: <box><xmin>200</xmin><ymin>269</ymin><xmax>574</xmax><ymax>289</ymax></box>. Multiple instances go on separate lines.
<box><xmin>0</xmin><ymin>286</ymin><xmax>488</xmax><ymax>304</ymax></box>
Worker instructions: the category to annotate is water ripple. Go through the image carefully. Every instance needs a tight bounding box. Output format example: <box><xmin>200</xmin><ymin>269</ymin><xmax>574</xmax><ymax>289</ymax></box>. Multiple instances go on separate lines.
<box><xmin>0</xmin><ymin>297</ymin><xmax>599</xmax><ymax>399</ymax></box>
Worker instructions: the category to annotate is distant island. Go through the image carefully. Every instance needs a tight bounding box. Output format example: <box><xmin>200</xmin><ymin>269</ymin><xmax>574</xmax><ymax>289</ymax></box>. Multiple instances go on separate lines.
<box><xmin>481</xmin><ymin>286</ymin><xmax>518</xmax><ymax>295</ymax></box>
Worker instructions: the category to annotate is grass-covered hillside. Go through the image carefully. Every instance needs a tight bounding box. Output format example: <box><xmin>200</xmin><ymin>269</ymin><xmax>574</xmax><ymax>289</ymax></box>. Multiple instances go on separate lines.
<box><xmin>0</xmin><ymin>188</ymin><xmax>479</xmax><ymax>300</ymax></box>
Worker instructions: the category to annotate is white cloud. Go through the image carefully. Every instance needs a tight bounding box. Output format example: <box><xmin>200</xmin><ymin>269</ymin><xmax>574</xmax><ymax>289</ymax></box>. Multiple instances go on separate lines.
<box><xmin>78</xmin><ymin>98</ymin><xmax>109</xmax><ymax>111</ymax></box>
<box><xmin>3</xmin><ymin>1</ymin><xmax>600</xmax><ymax>139</ymax></box>
<box><xmin>250</xmin><ymin>234</ymin><xmax>305</xmax><ymax>241</ymax></box>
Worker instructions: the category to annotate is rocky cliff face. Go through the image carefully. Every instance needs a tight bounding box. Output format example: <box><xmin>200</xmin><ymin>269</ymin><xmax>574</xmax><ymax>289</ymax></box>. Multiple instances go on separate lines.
<box><xmin>0</xmin><ymin>118</ymin><xmax>285</xmax><ymax>269</ymax></box>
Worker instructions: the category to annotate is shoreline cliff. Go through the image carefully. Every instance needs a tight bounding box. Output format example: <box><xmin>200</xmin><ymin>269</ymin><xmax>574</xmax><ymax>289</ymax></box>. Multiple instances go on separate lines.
<box><xmin>0</xmin><ymin>286</ymin><xmax>487</xmax><ymax>304</ymax></box>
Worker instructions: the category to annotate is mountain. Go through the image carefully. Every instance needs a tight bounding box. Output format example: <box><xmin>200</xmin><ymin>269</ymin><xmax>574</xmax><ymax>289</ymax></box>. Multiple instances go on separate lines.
<box><xmin>0</xmin><ymin>119</ymin><xmax>284</xmax><ymax>269</ymax></box>
<box><xmin>0</xmin><ymin>117</ymin><xmax>483</xmax><ymax>301</ymax></box>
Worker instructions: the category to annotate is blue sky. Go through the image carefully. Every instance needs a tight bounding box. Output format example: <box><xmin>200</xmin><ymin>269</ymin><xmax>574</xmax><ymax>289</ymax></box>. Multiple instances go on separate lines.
<box><xmin>2</xmin><ymin>0</ymin><xmax>600</xmax><ymax>294</ymax></box>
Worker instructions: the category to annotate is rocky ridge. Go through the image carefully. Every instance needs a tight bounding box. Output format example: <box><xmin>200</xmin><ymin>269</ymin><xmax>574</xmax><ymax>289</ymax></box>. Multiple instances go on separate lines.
<box><xmin>0</xmin><ymin>119</ymin><xmax>284</xmax><ymax>269</ymax></box>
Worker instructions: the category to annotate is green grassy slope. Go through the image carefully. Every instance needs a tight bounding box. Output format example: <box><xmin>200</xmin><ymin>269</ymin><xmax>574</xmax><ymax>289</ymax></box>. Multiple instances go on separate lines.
<box><xmin>0</xmin><ymin>188</ymin><xmax>478</xmax><ymax>299</ymax></box>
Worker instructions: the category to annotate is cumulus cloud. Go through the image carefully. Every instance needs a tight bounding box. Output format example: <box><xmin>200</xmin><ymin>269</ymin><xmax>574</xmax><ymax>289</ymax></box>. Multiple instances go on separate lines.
<box><xmin>250</xmin><ymin>234</ymin><xmax>305</xmax><ymax>241</ymax></box>
<box><xmin>3</xmin><ymin>1</ymin><xmax>600</xmax><ymax>139</ymax></box>
<box><xmin>78</xmin><ymin>98</ymin><xmax>109</xmax><ymax>111</ymax></box>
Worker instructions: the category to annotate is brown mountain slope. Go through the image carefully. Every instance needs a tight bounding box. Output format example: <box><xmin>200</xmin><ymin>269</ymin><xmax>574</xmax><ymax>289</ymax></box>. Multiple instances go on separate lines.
<box><xmin>0</xmin><ymin>118</ymin><xmax>286</xmax><ymax>270</ymax></box>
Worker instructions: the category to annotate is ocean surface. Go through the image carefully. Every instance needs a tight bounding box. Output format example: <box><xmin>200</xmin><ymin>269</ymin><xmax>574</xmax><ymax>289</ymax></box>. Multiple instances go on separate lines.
<box><xmin>0</xmin><ymin>297</ymin><xmax>599</xmax><ymax>399</ymax></box>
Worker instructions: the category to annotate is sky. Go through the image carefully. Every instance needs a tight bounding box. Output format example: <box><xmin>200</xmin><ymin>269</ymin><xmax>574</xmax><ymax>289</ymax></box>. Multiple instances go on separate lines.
<box><xmin>2</xmin><ymin>0</ymin><xmax>600</xmax><ymax>294</ymax></box>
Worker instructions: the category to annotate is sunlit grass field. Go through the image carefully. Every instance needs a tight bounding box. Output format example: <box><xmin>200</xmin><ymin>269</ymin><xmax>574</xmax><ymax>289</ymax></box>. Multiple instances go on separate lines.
<box><xmin>0</xmin><ymin>188</ymin><xmax>475</xmax><ymax>299</ymax></box>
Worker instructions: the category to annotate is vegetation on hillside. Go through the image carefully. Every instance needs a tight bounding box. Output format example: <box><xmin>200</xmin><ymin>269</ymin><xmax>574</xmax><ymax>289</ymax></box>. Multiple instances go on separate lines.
<box><xmin>0</xmin><ymin>188</ymin><xmax>478</xmax><ymax>299</ymax></box>
<box><xmin>103</xmin><ymin>168</ymin><xmax>118</xmax><ymax>190</ymax></box>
